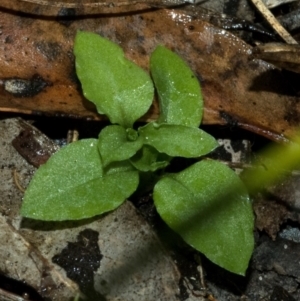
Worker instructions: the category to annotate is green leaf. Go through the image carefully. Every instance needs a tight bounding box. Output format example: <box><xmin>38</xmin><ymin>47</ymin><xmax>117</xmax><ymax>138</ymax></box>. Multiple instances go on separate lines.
<box><xmin>104</xmin><ymin>159</ymin><xmax>136</xmax><ymax>175</ymax></box>
<box><xmin>130</xmin><ymin>145</ymin><xmax>170</xmax><ymax>172</ymax></box>
<box><xmin>139</xmin><ymin>122</ymin><xmax>218</xmax><ymax>158</ymax></box>
<box><xmin>153</xmin><ymin>160</ymin><xmax>254</xmax><ymax>275</ymax></box>
<box><xmin>98</xmin><ymin>125</ymin><xmax>143</xmax><ymax>167</ymax></box>
<box><xmin>21</xmin><ymin>139</ymin><xmax>139</xmax><ymax>221</ymax></box>
<box><xmin>74</xmin><ymin>31</ymin><xmax>154</xmax><ymax>128</ymax></box>
<box><xmin>150</xmin><ymin>45</ymin><xmax>203</xmax><ymax>127</ymax></box>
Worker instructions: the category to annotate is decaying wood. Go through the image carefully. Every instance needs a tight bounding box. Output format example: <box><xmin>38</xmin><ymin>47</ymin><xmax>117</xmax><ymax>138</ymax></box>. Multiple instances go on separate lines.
<box><xmin>0</xmin><ymin>119</ymin><xmax>81</xmax><ymax>299</ymax></box>
<box><xmin>12</xmin><ymin>119</ymin><xmax>60</xmax><ymax>167</ymax></box>
<box><xmin>0</xmin><ymin>5</ymin><xmax>300</xmax><ymax>142</ymax></box>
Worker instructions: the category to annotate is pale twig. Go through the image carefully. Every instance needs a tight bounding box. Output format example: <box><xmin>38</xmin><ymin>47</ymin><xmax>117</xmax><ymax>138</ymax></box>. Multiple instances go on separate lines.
<box><xmin>250</xmin><ymin>0</ymin><xmax>298</xmax><ymax>44</ymax></box>
<box><xmin>13</xmin><ymin>169</ymin><xmax>25</xmax><ymax>193</ymax></box>
<box><xmin>194</xmin><ymin>253</ymin><xmax>206</xmax><ymax>289</ymax></box>
<box><xmin>67</xmin><ymin>130</ymin><xmax>79</xmax><ymax>143</ymax></box>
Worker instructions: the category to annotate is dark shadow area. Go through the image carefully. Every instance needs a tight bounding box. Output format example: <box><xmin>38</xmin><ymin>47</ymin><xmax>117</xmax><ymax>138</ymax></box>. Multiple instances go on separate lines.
<box><xmin>0</xmin><ymin>273</ymin><xmax>44</xmax><ymax>301</ymax></box>
<box><xmin>0</xmin><ymin>5</ymin><xmax>159</xmax><ymax>20</ymax></box>
<box><xmin>279</xmin><ymin>219</ymin><xmax>300</xmax><ymax>236</ymax></box>
<box><xmin>0</xmin><ymin>112</ymin><xmax>107</xmax><ymax>140</ymax></box>
<box><xmin>202</xmin><ymin>124</ymin><xmax>271</xmax><ymax>152</ymax></box>
<box><xmin>249</xmin><ymin>67</ymin><xmax>300</xmax><ymax>97</ymax></box>
<box><xmin>21</xmin><ymin>211</ymin><xmax>109</xmax><ymax>231</ymax></box>
<box><xmin>201</xmin><ymin>255</ymin><xmax>250</xmax><ymax>295</ymax></box>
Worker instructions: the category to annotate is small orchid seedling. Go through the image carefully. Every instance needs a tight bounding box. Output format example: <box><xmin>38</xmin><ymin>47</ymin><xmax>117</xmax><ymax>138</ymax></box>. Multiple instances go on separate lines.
<box><xmin>21</xmin><ymin>31</ymin><xmax>254</xmax><ymax>275</ymax></box>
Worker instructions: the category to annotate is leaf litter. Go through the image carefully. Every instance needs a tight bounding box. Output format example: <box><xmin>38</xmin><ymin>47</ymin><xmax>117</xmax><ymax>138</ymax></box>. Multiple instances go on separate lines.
<box><xmin>0</xmin><ymin>2</ymin><xmax>300</xmax><ymax>141</ymax></box>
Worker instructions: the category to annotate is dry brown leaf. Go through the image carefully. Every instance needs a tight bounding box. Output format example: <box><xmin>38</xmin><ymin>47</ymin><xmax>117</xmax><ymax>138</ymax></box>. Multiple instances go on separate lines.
<box><xmin>0</xmin><ymin>5</ymin><xmax>300</xmax><ymax>142</ymax></box>
<box><xmin>0</xmin><ymin>0</ymin><xmax>151</xmax><ymax>15</ymax></box>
